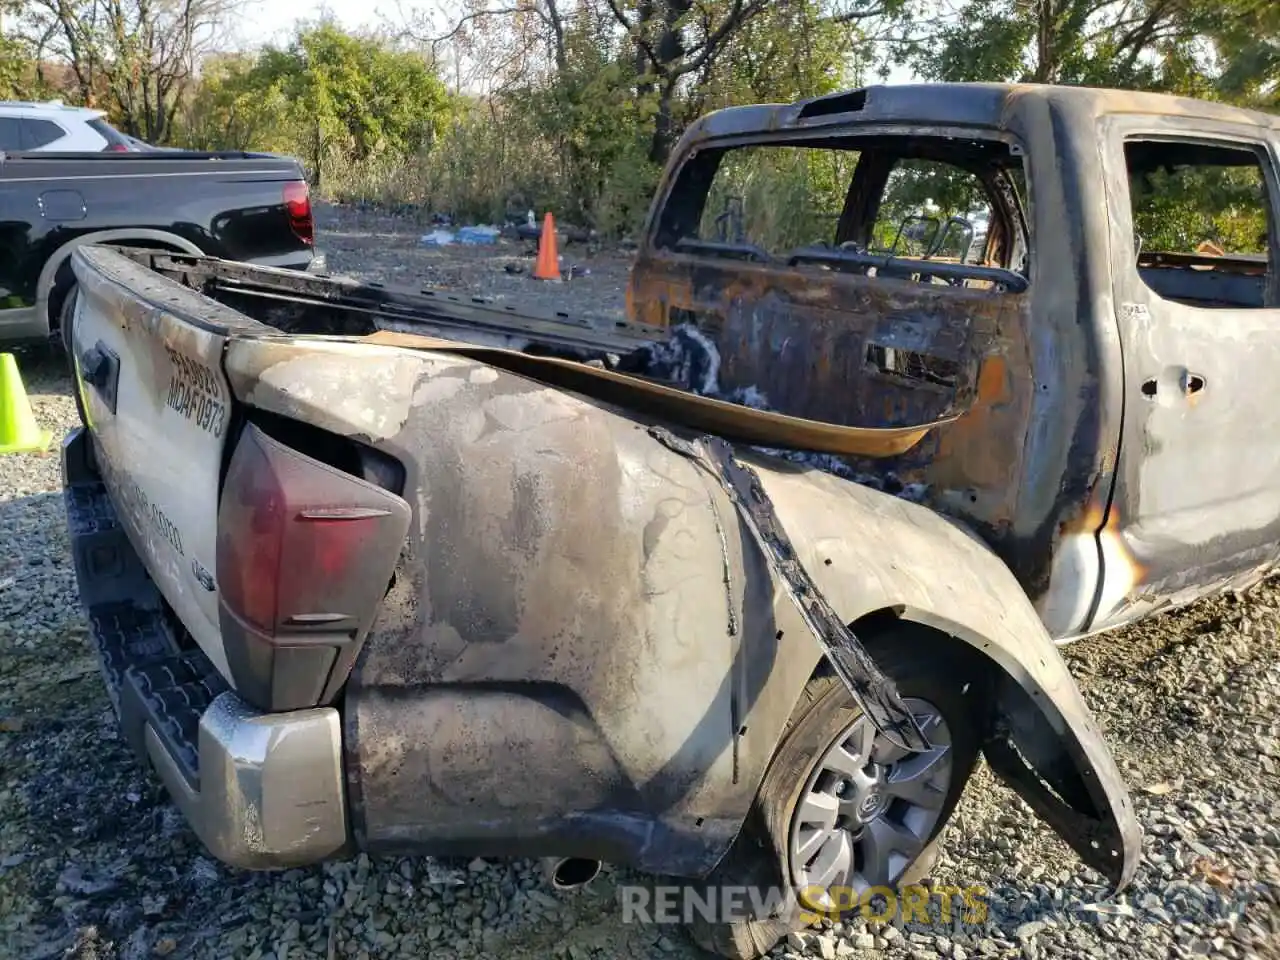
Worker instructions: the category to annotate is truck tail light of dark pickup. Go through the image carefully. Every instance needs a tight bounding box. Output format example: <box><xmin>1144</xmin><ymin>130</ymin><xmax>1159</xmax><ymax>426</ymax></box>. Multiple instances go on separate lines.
<box><xmin>216</xmin><ymin>422</ymin><xmax>411</xmax><ymax>712</ymax></box>
<box><xmin>282</xmin><ymin>181</ymin><xmax>314</xmax><ymax>246</ymax></box>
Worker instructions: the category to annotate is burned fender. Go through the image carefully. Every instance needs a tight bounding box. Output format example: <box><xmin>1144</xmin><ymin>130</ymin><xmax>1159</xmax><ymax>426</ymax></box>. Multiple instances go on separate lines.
<box><xmin>229</xmin><ymin>338</ymin><xmax>1137</xmax><ymax>886</ymax></box>
<box><xmin>738</xmin><ymin>452</ymin><xmax>1142</xmax><ymax>889</ymax></box>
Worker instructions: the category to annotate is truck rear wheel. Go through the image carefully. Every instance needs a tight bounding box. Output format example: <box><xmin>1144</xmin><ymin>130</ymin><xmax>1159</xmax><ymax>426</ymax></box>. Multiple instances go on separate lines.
<box><xmin>58</xmin><ymin>281</ymin><xmax>96</xmax><ymax>432</ymax></box>
<box><xmin>687</xmin><ymin>628</ymin><xmax>987</xmax><ymax>960</ymax></box>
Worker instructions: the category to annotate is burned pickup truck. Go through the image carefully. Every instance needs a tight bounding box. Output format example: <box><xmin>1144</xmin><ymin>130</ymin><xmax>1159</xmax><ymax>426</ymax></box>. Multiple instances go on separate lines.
<box><xmin>59</xmin><ymin>80</ymin><xmax>1279</xmax><ymax>957</ymax></box>
<box><xmin>626</xmin><ymin>82</ymin><xmax>1280</xmax><ymax>642</ymax></box>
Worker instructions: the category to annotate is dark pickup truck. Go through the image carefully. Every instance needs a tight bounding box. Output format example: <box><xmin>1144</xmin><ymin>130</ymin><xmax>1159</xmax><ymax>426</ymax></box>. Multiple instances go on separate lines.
<box><xmin>0</xmin><ymin>149</ymin><xmax>323</xmax><ymax>343</ymax></box>
<box><xmin>62</xmin><ymin>79</ymin><xmax>1280</xmax><ymax>959</ymax></box>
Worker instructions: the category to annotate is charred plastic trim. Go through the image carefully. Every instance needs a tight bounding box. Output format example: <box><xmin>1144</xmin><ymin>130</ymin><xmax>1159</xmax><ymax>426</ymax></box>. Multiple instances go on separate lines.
<box><xmin>649</xmin><ymin>427</ymin><xmax>929</xmax><ymax>753</ymax></box>
<box><xmin>984</xmin><ymin>735</ymin><xmax>1135</xmax><ymax>885</ymax></box>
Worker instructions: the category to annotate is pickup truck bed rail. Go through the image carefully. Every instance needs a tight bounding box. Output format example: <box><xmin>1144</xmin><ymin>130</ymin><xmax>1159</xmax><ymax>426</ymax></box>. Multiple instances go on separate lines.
<box><xmin>136</xmin><ymin>251</ymin><xmax>664</xmax><ymax>357</ymax></box>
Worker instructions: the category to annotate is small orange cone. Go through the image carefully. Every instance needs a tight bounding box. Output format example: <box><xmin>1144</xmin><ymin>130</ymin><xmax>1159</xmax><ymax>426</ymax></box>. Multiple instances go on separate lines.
<box><xmin>533</xmin><ymin>213</ymin><xmax>561</xmax><ymax>281</ymax></box>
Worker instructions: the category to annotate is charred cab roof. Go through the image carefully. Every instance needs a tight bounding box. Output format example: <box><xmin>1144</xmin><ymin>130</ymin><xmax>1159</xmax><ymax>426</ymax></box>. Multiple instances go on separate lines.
<box><xmin>676</xmin><ymin>82</ymin><xmax>1280</xmax><ymax>148</ymax></box>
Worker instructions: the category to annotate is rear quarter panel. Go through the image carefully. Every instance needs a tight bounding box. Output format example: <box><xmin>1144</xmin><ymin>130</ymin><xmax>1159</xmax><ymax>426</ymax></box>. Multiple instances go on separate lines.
<box><xmin>226</xmin><ymin>334</ymin><xmax>1136</xmax><ymax>882</ymax></box>
<box><xmin>223</xmin><ymin>334</ymin><xmax>821</xmax><ymax>873</ymax></box>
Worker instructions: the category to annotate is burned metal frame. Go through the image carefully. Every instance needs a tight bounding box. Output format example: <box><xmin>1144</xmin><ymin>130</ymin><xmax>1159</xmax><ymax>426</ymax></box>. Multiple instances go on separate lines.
<box><xmin>648</xmin><ymin>427</ymin><xmax>930</xmax><ymax>753</ymax></box>
<box><xmin>629</xmin><ymin>113</ymin><xmax>1050</xmax><ymax>613</ymax></box>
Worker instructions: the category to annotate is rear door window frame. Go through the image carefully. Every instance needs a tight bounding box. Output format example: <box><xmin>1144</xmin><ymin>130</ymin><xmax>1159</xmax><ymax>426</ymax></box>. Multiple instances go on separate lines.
<box><xmin>650</xmin><ymin>123</ymin><xmax>1035</xmax><ymax>293</ymax></box>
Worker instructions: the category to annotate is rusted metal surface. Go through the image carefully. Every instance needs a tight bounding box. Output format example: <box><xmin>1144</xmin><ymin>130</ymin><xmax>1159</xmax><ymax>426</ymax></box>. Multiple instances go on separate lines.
<box><xmin>628</xmin><ymin>116</ymin><xmax>1054</xmax><ymax>624</ymax></box>
<box><xmin>629</xmin><ymin>81</ymin><xmax>1280</xmax><ymax>641</ymax></box>
<box><xmin>634</xmin><ymin>260</ymin><xmax>999</xmax><ymax>428</ymax></box>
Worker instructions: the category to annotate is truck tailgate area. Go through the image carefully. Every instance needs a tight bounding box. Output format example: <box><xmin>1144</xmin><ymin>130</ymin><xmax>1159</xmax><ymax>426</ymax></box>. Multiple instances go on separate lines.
<box><xmin>62</xmin><ymin>428</ymin><xmax>350</xmax><ymax>869</ymax></box>
<box><xmin>67</xmin><ymin>245</ymin><xmax>254</xmax><ymax>680</ymax></box>
<box><xmin>63</xmin><ymin>244</ymin><xmax>351</xmax><ymax>868</ymax></box>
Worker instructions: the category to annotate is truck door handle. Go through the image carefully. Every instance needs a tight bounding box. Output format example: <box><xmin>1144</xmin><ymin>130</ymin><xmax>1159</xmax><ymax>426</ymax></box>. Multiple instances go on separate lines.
<box><xmin>1141</xmin><ymin>371</ymin><xmax>1205</xmax><ymax>399</ymax></box>
<box><xmin>80</xmin><ymin>342</ymin><xmax>120</xmax><ymax>413</ymax></box>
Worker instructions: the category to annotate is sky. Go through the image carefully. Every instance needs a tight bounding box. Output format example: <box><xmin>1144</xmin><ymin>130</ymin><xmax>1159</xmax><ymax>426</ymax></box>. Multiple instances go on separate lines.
<box><xmin>236</xmin><ymin>0</ymin><xmax>390</xmax><ymax>47</ymax></box>
<box><xmin>233</xmin><ymin>0</ymin><xmax>919</xmax><ymax>84</ymax></box>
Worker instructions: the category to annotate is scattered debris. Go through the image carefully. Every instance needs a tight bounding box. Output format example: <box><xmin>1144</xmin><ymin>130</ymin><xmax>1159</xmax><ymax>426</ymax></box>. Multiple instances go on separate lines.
<box><xmin>56</xmin><ymin>863</ymin><xmax>120</xmax><ymax>897</ymax></box>
<box><xmin>456</xmin><ymin>225</ymin><xmax>501</xmax><ymax>246</ymax></box>
<box><xmin>422</xmin><ymin>858</ymin><xmax>467</xmax><ymax>887</ymax></box>
<box><xmin>419</xmin><ymin>229</ymin><xmax>455</xmax><ymax>247</ymax></box>
<box><xmin>624</xmin><ymin>322</ymin><xmax>721</xmax><ymax>396</ymax></box>
<box><xmin>421</xmin><ymin>224</ymin><xmax>502</xmax><ymax>247</ymax></box>
<box><xmin>1192</xmin><ymin>856</ymin><xmax>1236</xmax><ymax>890</ymax></box>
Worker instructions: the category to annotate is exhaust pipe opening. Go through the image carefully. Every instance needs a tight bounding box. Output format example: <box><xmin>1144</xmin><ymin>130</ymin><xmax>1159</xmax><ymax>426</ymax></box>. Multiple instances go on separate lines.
<box><xmin>542</xmin><ymin>857</ymin><xmax>601</xmax><ymax>890</ymax></box>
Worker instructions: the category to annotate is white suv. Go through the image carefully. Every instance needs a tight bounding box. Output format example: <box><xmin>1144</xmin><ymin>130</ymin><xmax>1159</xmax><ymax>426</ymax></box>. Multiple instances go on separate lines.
<box><xmin>0</xmin><ymin>101</ymin><xmax>139</xmax><ymax>152</ymax></box>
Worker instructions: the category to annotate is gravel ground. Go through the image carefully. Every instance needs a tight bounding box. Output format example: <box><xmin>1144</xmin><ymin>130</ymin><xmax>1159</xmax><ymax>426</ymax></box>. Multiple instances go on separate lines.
<box><xmin>1</xmin><ymin>205</ymin><xmax>1278</xmax><ymax>960</ymax></box>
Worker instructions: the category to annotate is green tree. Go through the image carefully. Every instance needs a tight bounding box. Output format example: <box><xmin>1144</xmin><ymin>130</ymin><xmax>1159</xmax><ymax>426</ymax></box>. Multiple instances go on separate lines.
<box><xmin>179</xmin><ymin>54</ymin><xmax>296</xmax><ymax>151</ymax></box>
<box><xmin>902</xmin><ymin>0</ymin><xmax>1277</xmax><ymax>94</ymax></box>
<box><xmin>20</xmin><ymin>0</ymin><xmax>239</xmax><ymax>142</ymax></box>
<box><xmin>1212</xmin><ymin>2</ymin><xmax>1280</xmax><ymax>109</ymax></box>
<box><xmin>512</xmin><ymin>8</ymin><xmax>658</xmax><ymax>231</ymax></box>
<box><xmin>178</xmin><ymin>23</ymin><xmax>452</xmax><ymax>188</ymax></box>
<box><xmin>696</xmin><ymin>0</ymin><xmax>857</xmax><ymax>112</ymax></box>
<box><xmin>0</xmin><ymin>38</ymin><xmax>35</xmax><ymax>100</ymax></box>
<box><xmin>257</xmin><ymin>23</ymin><xmax>451</xmax><ymax>186</ymax></box>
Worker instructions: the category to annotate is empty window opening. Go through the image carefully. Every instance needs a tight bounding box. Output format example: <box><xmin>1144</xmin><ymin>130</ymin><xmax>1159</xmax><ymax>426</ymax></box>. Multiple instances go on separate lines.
<box><xmin>696</xmin><ymin>145</ymin><xmax>861</xmax><ymax>258</ymax></box>
<box><xmin>657</xmin><ymin>134</ymin><xmax>1030</xmax><ymax>292</ymax></box>
<box><xmin>1124</xmin><ymin>138</ymin><xmax>1274</xmax><ymax>310</ymax></box>
<box><xmin>865</xmin><ymin>344</ymin><xmax>961</xmax><ymax>388</ymax></box>
<box><xmin>870</xmin><ymin>160</ymin><xmax>994</xmax><ymax>265</ymax></box>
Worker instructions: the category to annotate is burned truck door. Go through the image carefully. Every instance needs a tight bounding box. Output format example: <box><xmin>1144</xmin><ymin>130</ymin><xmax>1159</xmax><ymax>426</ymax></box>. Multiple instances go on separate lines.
<box><xmin>1090</xmin><ymin>119</ymin><xmax>1280</xmax><ymax>631</ymax></box>
<box><xmin>629</xmin><ymin>132</ymin><xmax>1030</xmax><ymax>436</ymax></box>
<box><xmin>628</xmin><ymin>130</ymin><xmax>1043</xmax><ymax>607</ymax></box>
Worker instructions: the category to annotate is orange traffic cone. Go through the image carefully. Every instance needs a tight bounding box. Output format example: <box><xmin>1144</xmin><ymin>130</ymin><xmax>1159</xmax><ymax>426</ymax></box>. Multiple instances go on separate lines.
<box><xmin>533</xmin><ymin>213</ymin><xmax>561</xmax><ymax>281</ymax></box>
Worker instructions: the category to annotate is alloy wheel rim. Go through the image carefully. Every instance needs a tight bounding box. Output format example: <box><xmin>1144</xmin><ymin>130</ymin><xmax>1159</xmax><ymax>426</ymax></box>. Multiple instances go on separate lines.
<box><xmin>787</xmin><ymin>697</ymin><xmax>953</xmax><ymax>912</ymax></box>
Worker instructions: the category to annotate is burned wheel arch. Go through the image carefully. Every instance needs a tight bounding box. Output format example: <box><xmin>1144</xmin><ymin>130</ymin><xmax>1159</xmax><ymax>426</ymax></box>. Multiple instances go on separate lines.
<box><xmin>743</xmin><ymin>459</ymin><xmax>1141</xmax><ymax>887</ymax></box>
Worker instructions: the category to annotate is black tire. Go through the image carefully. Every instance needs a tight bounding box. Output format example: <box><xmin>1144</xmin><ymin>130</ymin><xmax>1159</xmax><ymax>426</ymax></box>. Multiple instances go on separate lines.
<box><xmin>58</xmin><ymin>279</ymin><xmax>78</xmax><ymax>358</ymax></box>
<box><xmin>686</xmin><ymin>626</ymin><xmax>989</xmax><ymax>960</ymax></box>
<box><xmin>49</xmin><ymin>259</ymin><xmax>77</xmax><ymax>346</ymax></box>
<box><xmin>58</xmin><ymin>281</ymin><xmax>93</xmax><ymax>430</ymax></box>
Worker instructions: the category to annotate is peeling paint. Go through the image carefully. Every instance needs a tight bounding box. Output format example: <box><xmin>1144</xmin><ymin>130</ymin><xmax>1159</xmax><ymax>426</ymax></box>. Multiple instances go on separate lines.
<box><xmin>246</xmin><ymin>353</ymin><xmax>426</xmax><ymax>440</ymax></box>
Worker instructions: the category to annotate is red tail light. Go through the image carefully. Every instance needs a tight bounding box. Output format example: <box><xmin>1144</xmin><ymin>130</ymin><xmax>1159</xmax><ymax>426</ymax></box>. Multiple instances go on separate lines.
<box><xmin>216</xmin><ymin>424</ymin><xmax>410</xmax><ymax>710</ymax></box>
<box><xmin>283</xmin><ymin>181</ymin><xmax>314</xmax><ymax>245</ymax></box>
<box><xmin>105</xmin><ymin>143</ymin><xmax>130</xmax><ymax>152</ymax></box>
